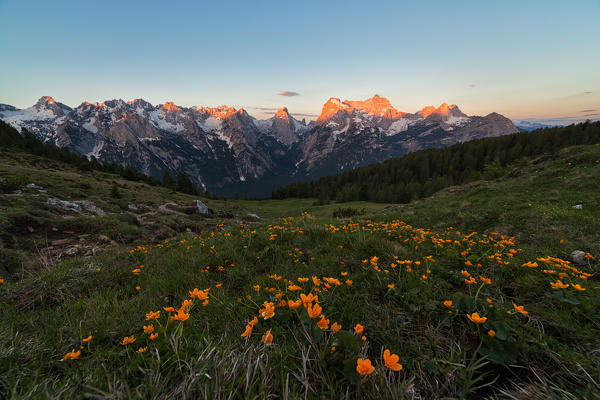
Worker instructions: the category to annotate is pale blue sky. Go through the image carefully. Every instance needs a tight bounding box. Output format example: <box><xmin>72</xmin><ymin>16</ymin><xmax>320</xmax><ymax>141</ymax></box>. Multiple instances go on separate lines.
<box><xmin>1</xmin><ymin>0</ymin><xmax>598</xmax><ymax>122</ymax></box>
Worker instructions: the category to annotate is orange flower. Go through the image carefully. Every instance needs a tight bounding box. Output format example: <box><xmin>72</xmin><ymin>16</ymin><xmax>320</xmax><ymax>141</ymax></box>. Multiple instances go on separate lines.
<box><xmin>479</xmin><ymin>276</ymin><xmax>491</xmax><ymax>285</ymax></box>
<box><xmin>571</xmin><ymin>283</ymin><xmax>586</xmax><ymax>291</ymax></box>
<box><xmin>387</xmin><ymin>283</ymin><xmax>395</xmax><ymax>289</ymax></box>
<box><xmin>163</xmin><ymin>307</ymin><xmax>175</xmax><ymax>313</ymax></box>
<box><xmin>383</xmin><ymin>349</ymin><xmax>403</xmax><ymax>371</ymax></box>
<box><xmin>461</xmin><ymin>270</ymin><xmax>471</xmax><ymax>277</ymax></box>
<box><xmin>249</xmin><ymin>317</ymin><xmax>258</xmax><ymax>327</ymax></box>
<box><xmin>143</xmin><ymin>325</ymin><xmax>154</xmax><ymax>334</ymax></box>
<box><xmin>288</xmin><ymin>299</ymin><xmax>302</xmax><ymax>309</ymax></box>
<box><xmin>312</xmin><ymin>276</ymin><xmax>322</xmax><ymax>286</ymax></box>
<box><xmin>241</xmin><ymin>324</ymin><xmax>253</xmax><ymax>338</ymax></box>
<box><xmin>172</xmin><ymin>311</ymin><xmax>190</xmax><ymax>322</ymax></box>
<box><xmin>132</xmin><ymin>268</ymin><xmax>141</xmax><ymax>275</ymax></box>
<box><xmin>317</xmin><ymin>315</ymin><xmax>330</xmax><ymax>330</ymax></box>
<box><xmin>464</xmin><ymin>276</ymin><xmax>476</xmax><ymax>285</ymax></box>
<box><xmin>253</xmin><ymin>285</ymin><xmax>261</xmax><ymax>292</ymax></box>
<box><xmin>149</xmin><ymin>332</ymin><xmax>158</xmax><ymax>340</ymax></box>
<box><xmin>136</xmin><ymin>347</ymin><xmax>147</xmax><ymax>353</ymax></box>
<box><xmin>300</xmin><ymin>293</ymin><xmax>317</xmax><ymax>307</ymax></box>
<box><xmin>443</xmin><ymin>300</ymin><xmax>453</xmax><ymax>308</ymax></box>
<box><xmin>297</xmin><ymin>277</ymin><xmax>309</xmax><ymax>283</ymax></box>
<box><xmin>331</xmin><ymin>322</ymin><xmax>342</xmax><ymax>333</ymax></box>
<box><xmin>486</xmin><ymin>298</ymin><xmax>492</xmax><ymax>304</ymax></box>
<box><xmin>120</xmin><ymin>336</ymin><xmax>136</xmax><ymax>346</ymax></box>
<box><xmin>354</xmin><ymin>324</ymin><xmax>364</xmax><ymax>335</ymax></box>
<box><xmin>189</xmin><ymin>288</ymin><xmax>209</xmax><ymax>300</ymax></box>
<box><xmin>145</xmin><ymin>310</ymin><xmax>160</xmax><ymax>320</ymax></box>
<box><xmin>261</xmin><ymin>330</ymin><xmax>273</xmax><ymax>344</ymax></box>
<box><xmin>288</xmin><ymin>284</ymin><xmax>301</xmax><ymax>291</ymax></box>
<box><xmin>464</xmin><ymin>260</ymin><xmax>473</xmax><ymax>266</ymax></box>
<box><xmin>550</xmin><ymin>280</ymin><xmax>569</xmax><ymax>289</ymax></box>
<box><xmin>513</xmin><ymin>304</ymin><xmax>528</xmax><ymax>315</ymax></box>
<box><xmin>488</xmin><ymin>330</ymin><xmax>496</xmax><ymax>338</ymax></box>
<box><xmin>307</xmin><ymin>303</ymin><xmax>322</xmax><ymax>318</ymax></box>
<box><xmin>259</xmin><ymin>301</ymin><xmax>275</xmax><ymax>319</ymax></box>
<box><xmin>82</xmin><ymin>335</ymin><xmax>93</xmax><ymax>343</ymax></box>
<box><xmin>346</xmin><ymin>279</ymin><xmax>353</xmax><ymax>285</ymax></box>
<box><xmin>356</xmin><ymin>358</ymin><xmax>375</xmax><ymax>375</ymax></box>
<box><xmin>466</xmin><ymin>313</ymin><xmax>487</xmax><ymax>324</ymax></box>
<box><xmin>62</xmin><ymin>349</ymin><xmax>81</xmax><ymax>361</ymax></box>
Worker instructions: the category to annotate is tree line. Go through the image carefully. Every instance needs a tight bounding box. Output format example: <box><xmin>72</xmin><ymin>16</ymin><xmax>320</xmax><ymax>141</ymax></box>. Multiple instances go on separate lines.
<box><xmin>272</xmin><ymin>121</ymin><xmax>600</xmax><ymax>204</ymax></box>
<box><xmin>0</xmin><ymin>120</ymin><xmax>202</xmax><ymax>195</ymax></box>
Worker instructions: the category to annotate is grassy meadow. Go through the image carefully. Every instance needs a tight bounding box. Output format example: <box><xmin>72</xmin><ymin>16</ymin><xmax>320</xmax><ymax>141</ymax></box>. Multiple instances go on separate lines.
<box><xmin>0</xmin><ymin>145</ymin><xmax>599</xmax><ymax>399</ymax></box>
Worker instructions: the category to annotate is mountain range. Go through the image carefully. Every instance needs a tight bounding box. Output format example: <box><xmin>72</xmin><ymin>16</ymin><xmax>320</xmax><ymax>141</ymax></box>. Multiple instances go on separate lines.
<box><xmin>0</xmin><ymin>95</ymin><xmax>518</xmax><ymax>197</ymax></box>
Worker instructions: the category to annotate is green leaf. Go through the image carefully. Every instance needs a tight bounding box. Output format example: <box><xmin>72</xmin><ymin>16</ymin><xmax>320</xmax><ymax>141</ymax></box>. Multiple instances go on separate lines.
<box><xmin>335</xmin><ymin>330</ymin><xmax>361</xmax><ymax>353</ymax></box>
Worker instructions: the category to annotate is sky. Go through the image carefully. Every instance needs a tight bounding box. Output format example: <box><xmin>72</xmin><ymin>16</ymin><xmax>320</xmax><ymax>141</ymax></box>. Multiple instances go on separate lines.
<box><xmin>0</xmin><ymin>0</ymin><xmax>599</xmax><ymax>124</ymax></box>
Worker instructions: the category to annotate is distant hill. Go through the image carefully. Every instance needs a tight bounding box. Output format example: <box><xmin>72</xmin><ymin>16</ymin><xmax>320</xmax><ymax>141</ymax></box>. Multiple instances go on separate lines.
<box><xmin>273</xmin><ymin>121</ymin><xmax>600</xmax><ymax>203</ymax></box>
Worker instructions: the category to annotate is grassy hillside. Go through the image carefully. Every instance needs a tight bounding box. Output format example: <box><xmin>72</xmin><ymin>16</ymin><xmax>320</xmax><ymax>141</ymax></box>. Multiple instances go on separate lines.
<box><xmin>0</xmin><ymin>145</ymin><xmax>598</xmax><ymax>399</ymax></box>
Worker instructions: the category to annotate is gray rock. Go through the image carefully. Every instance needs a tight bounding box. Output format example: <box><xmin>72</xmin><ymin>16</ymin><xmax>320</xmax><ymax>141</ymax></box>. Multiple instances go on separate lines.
<box><xmin>75</xmin><ymin>200</ymin><xmax>106</xmax><ymax>217</ymax></box>
<box><xmin>570</xmin><ymin>250</ymin><xmax>587</xmax><ymax>265</ymax></box>
<box><xmin>98</xmin><ymin>234</ymin><xmax>109</xmax><ymax>243</ymax></box>
<box><xmin>47</xmin><ymin>197</ymin><xmax>81</xmax><ymax>212</ymax></box>
<box><xmin>26</xmin><ymin>183</ymin><xmax>44</xmax><ymax>190</ymax></box>
<box><xmin>194</xmin><ymin>200</ymin><xmax>209</xmax><ymax>214</ymax></box>
<box><xmin>573</xmin><ymin>204</ymin><xmax>583</xmax><ymax>210</ymax></box>
<box><xmin>247</xmin><ymin>213</ymin><xmax>260</xmax><ymax>219</ymax></box>
<box><xmin>64</xmin><ymin>247</ymin><xmax>78</xmax><ymax>256</ymax></box>
<box><xmin>128</xmin><ymin>203</ymin><xmax>138</xmax><ymax>211</ymax></box>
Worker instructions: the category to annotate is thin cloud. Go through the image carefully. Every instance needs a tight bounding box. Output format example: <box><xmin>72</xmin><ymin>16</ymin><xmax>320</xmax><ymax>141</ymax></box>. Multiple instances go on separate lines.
<box><xmin>584</xmin><ymin>91</ymin><xmax>592</xmax><ymax>95</ymax></box>
<box><xmin>580</xmin><ymin>109</ymin><xmax>596</xmax><ymax>113</ymax></box>
<box><xmin>247</xmin><ymin>106</ymin><xmax>278</xmax><ymax>112</ymax></box>
<box><xmin>291</xmin><ymin>113</ymin><xmax>319</xmax><ymax>118</ymax></box>
<box><xmin>278</xmin><ymin>91</ymin><xmax>300</xmax><ymax>97</ymax></box>
<box><xmin>469</xmin><ymin>84</ymin><xmax>477</xmax><ymax>88</ymax></box>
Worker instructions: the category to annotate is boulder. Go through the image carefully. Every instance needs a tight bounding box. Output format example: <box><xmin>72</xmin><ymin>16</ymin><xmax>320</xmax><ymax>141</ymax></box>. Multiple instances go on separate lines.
<box><xmin>194</xmin><ymin>200</ymin><xmax>209</xmax><ymax>214</ymax></box>
<box><xmin>75</xmin><ymin>200</ymin><xmax>106</xmax><ymax>217</ymax></box>
<box><xmin>573</xmin><ymin>204</ymin><xmax>583</xmax><ymax>210</ymax></box>
<box><xmin>570</xmin><ymin>250</ymin><xmax>587</xmax><ymax>265</ymax></box>
<box><xmin>47</xmin><ymin>198</ymin><xmax>81</xmax><ymax>212</ymax></box>
<box><xmin>247</xmin><ymin>213</ymin><xmax>260</xmax><ymax>220</ymax></box>
<box><xmin>128</xmin><ymin>204</ymin><xmax>138</xmax><ymax>211</ymax></box>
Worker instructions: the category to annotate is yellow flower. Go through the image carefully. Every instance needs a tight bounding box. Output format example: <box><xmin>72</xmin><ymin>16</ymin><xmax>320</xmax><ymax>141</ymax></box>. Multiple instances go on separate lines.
<box><xmin>331</xmin><ymin>322</ymin><xmax>342</xmax><ymax>333</ymax></box>
<box><xmin>383</xmin><ymin>349</ymin><xmax>403</xmax><ymax>371</ymax></box>
<box><xmin>443</xmin><ymin>300</ymin><xmax>453</xmax><ymax>308</ymax></box>
<box><xmin>513</xmin><ymin>304</ymin><xmax>528</xmax><ymax>315</ymax></box>
<box><xmin>143</xmin><ymin>325</ymin><xmax>154</xmax><ymax>334</ymax></box>
<box><xmin>62</xmin><ymin>349</ymin><xmax>81</xmax><ymax>361</ymax></box>
<box><xmin>82</xmin><ymin>335</ymin><xmax>93</xmax><ymax>343</ymax></box>
<box><xmin>466</xmin><ymin>313</ymin><xmax>487</xmax><ymax>324</ymax></box>
<box><xmin>261</xmin><ymin>330</ymin><xmax>273</xmax><ymax>344</ymax></box>
<box><xmin>571</xmin><ymin>283</ymin><xmax>586</xmax><ymax>291</ymax></box>
<box><xmin>356</xmin><ymin>358</ymin><xmax>375</xmax><ymax>375</ymax></box>
<box><xmin>354</xmin><ymin>324</ymin><xmax>364</xmax><ymax>335</ymax></box>
<box><xmin>120</xmin><ymin>336</ymin><xmax>136</xmax><ymax>346</ymax></box>
<box><xmin>317</xmin><ymin>315</ymin><xmax>330</xmax><ymax>330</ymax></box>
<box><xmin>145</xmin><ymin>310</ymin><xmax>160</xmax><ymax>320</ymax></box>
<box><xmin>307</xmin><ymin>303</ymin><xmax>322</xmax><ymax>318</ymax></box>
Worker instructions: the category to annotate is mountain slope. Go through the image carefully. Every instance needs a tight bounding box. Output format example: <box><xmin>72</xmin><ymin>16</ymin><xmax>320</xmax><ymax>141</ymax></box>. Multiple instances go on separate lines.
<box><xmin>1</xmin><ymin>95</ymin><xmax>519</xmax><ymax>196</ymax></box>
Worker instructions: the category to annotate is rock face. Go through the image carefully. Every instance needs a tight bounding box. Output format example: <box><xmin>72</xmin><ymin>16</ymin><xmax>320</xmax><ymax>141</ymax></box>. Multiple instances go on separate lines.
<box><xmin>1</xmin><ymin>95</ymin><xmax>519</xmax><ymax>197</ymax></box>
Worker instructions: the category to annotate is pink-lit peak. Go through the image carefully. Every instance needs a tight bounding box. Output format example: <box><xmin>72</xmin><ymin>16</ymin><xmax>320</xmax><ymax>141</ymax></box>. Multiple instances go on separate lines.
<box><xmin>345</xmin><ymin>94</ymin><xmax>405</xmax><ymax>120</ymax></box>
<box><xmin>316</xmin><ymin>98</ymin><xmax>355</xmax><ymax>122</ymax></box>
<box><xmin>417</xmin><ymin>103</ymin><xmax>457</xmax><ymax>118</ymax></box>
<box><xmin>197</xmin><ymin>105</ymin><xmax>237</xmax><ymax>119</ymax></box>
<box><xmin>275</xmin><ymin>107</ymin><xmax>290</xmax><ymax>120</ymax></box>
<box><xmin>42</xmin><ymin>96</ymin><xmax>56</xmax><ymax>104</ymax></box>
<box><xmin>162</xmin><ymin>102</ymin><xmax>181</xmax><ymax>111</ymax></box>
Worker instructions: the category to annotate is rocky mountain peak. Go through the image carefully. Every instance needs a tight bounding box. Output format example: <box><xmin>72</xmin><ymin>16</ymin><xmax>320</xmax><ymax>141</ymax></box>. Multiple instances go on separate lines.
<box><xmin>162</xmin><ymin>102</ymin><xmax>182</xmax><ymax>112</ymax></box>
<box><xmin>197</xmin><ymin>105</ymin><xmax>237</xmax><ymax>119</ymax></box>
<box><xmin>345</xmin><ymin>94</ymin><xmax>405</xmax><ymax>120</ymax></box>
<box><xmin>275</xmin><ymin>107</ymin><xmax>291</xmax><ymax>121</ymax></box>
<box><xmin>316</xmin><ymin>98</ymin><xmax>354</xmax><ymax>122</ymax></box>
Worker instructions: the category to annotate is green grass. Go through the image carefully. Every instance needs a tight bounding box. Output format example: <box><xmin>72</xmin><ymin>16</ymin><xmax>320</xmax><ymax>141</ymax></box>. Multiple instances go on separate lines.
<box><xmin>0</xmin><ymin>145</ymin><xmax>599</xmax><ymax>399</ymax></box>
